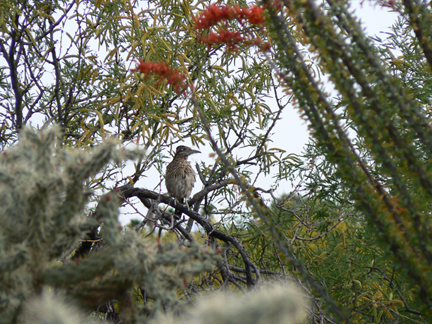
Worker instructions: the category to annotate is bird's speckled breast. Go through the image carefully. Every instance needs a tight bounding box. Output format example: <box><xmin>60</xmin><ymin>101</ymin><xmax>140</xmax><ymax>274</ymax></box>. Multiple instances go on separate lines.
<box><xmin>165</xmin><ymin>159</ymin><xmax>196</xmax><ymax>200</ymax></box>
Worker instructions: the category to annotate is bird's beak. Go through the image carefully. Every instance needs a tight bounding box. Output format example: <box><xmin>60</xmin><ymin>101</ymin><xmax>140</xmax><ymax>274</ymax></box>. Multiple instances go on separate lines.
<box><xmin>191</xmin><ymin>149</ymin><xmax>201</xmax><ymax>154</ymax></box>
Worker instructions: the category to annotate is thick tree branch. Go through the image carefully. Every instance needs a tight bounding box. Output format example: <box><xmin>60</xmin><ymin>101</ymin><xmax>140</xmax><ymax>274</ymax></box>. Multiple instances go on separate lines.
<box><xmin>117</xmin><ymin>185</ymin><xmax>258</xmax><ymax>288</ymax></box>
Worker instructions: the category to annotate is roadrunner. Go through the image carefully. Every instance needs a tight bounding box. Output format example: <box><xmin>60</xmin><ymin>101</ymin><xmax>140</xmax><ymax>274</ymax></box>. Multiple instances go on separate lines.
<box><xmin>165</xmin><ymin>145</ymin><xmax>201</xmax><ymax>216</ymax></box>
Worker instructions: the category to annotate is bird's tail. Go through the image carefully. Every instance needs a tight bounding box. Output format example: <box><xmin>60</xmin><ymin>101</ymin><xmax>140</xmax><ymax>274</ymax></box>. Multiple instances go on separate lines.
<box><xmin>175</xmin><ymin>198</ymin><xmax>184</xmax><ymax>217</ymax></box>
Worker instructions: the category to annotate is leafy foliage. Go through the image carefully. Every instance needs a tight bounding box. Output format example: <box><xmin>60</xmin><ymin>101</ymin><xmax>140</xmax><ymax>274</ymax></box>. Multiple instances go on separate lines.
<box><xmin>262</xmin><ymin>0</ymin><xmax>432</xmax><ymax>321</ymax></box>
<box><xmin>2</xmin><ymin>0</ymin><xmax>432</xmax><ymax>323</ymax></box>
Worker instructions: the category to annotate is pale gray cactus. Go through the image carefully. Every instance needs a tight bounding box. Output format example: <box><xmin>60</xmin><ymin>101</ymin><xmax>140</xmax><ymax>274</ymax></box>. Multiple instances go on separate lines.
<box><xmin>151</xmin><ymin>283</ymin><xmax>309</xmax><ymax>324</ymax></box>
<box><xmin>0</xmin><ymin>128</ymin><xmax>219</xmax><ymax>323</ymax></box>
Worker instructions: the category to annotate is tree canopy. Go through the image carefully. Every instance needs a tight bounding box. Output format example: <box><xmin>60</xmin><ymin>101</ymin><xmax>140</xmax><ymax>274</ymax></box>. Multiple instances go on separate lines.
<box><xmin>1</xmin><ymin>0</ymin><xmax>432</xmax><ymax>323</ymax></box>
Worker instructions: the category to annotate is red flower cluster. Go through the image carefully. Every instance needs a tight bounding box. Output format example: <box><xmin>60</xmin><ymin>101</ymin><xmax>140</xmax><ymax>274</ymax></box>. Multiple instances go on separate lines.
<box><xmin>200</xmin><ymin>29</ymin><xmax>271</xmax><ymax>52</ymax></box>
<box><xmin>194</xmin><ymin>4</ymin><xmax>265</xmax><ymax>30</ymax></box>
<box><xmin>200</xmin><ymin>30</ymin><xmax>246</xmax><ymax>52</ymax></box>
<box><xmin>194</xmin><ymin>4</ymin><xmax>270</xmax><ymax>52</ymax></box>
<box><xmin>132</xmin><ymin>59</ymin><xmax>188</xmax><ymax>94</ymax></box>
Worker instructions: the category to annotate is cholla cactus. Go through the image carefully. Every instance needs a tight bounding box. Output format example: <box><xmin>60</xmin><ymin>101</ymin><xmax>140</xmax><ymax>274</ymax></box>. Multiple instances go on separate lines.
<box><xmin>0</xmin><ymin>128</ymin><xmax>219</xmax><ymax>323</ymax></box>
<box><xmin>22</xmin><ymin>289</ymin><xmax>83</xmax><ymax>324</ymax></box>
<box><xmin>151</xmin><ymin>283</ymin><xmax>309</xmax><ymax>324</ymax></box>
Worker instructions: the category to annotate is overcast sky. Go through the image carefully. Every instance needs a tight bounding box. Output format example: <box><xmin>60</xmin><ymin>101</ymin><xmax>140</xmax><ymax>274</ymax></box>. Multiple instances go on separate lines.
<box><xmin>270</xmin><ymin>1</ymin><xmax>400</xmax><ymax>157</ymax></box>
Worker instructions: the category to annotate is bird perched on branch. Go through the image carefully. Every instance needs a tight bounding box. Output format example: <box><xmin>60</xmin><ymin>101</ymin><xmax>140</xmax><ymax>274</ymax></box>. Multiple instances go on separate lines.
<box><xmin>165</xmin><ymin>145</ymin><xmax>201</xmax><ymax>216</ymax></box>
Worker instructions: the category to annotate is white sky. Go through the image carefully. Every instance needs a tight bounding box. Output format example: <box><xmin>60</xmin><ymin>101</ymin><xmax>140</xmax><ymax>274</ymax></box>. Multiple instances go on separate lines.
<box><xmin>119</xmin><ymin>1</ymin><xmax>400</xmax><ymax>225</ymax></box>
<box><xmin>270</xmin><ymin>1</ymin><xmax>400</xmax><ymax>156</ymax></box>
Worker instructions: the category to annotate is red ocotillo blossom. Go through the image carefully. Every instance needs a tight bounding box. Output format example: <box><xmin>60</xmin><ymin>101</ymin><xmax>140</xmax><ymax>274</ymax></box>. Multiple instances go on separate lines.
<box><xmin>194</xmin><ymin>4</ymin><xmax>269</xmax><ymax>52</ymax></box>
<box><xmin>200</xmin><ymin>29</ymin><xmax>270</xmax><ymax>52</ymax></box>
<box><xmin>194</xmin><ymin>4</ymin><xmax>265</xmax><ymax>29</ymax></box>
<box><xmin>200</xmin><ymin>30</ymin><xmax>246</xmax><ymax>52</ymax></box>
<box><xmin>131</xmin><ymin>59</ymin><xmax>188</xmax><ymax>94</ymax></box>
